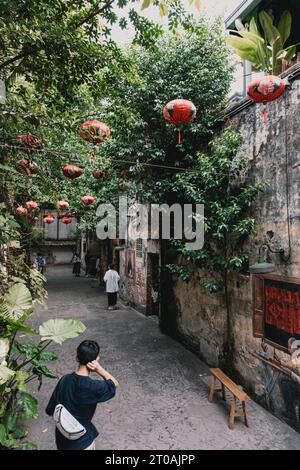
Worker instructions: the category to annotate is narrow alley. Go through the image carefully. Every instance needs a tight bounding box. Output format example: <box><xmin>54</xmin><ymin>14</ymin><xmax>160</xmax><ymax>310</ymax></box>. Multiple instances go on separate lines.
<box><xmin>27</xmin><ymin>266</ymin><xmax>300</xmax><ymax>450</ymax></box>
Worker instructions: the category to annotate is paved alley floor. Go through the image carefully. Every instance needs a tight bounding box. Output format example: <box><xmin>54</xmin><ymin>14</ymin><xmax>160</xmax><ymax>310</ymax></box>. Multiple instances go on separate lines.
<box><xmin>27</xmin><ymin>266</ymin><xmax>300</xmax><ymax>450</ymax></box>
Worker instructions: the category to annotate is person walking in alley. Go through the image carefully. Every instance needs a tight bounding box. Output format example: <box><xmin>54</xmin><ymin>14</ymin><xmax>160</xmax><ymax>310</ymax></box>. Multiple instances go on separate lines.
<box><xmin>72</xmin><ymin>253</ymin><xmax>81</xmax><ymax>277</ymax></box>
<box><xmin>34</xmin><ymin>253</ymin><xmax>46</xmax><ymax>275</ymax></box>
<box><xmin>103</xmin><ymin>263</ymin><xmax>120</xmax><ymax>310</ymax></box>
<box><xmin>45</xmin><ymin>340</ymin><xmax>119</xmax><ymax>450</ymax></box>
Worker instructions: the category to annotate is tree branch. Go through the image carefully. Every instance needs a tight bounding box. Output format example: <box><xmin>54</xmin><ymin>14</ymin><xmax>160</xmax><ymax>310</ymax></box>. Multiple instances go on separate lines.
<box><xmin>0</xmin><ymin>0</ymin><xmax>115</xmax><ymax>71</ymax></box>
<box><xmin>74</xmin><ymin>0</ymin><xmax>115</xmax><ymax>29</ymax></box>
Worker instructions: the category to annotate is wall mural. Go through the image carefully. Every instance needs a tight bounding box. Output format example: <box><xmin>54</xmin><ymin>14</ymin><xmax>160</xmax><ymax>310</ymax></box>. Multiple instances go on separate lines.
<box><xmin>252</xmin><ymin>275</ymin><xmax>300</xmax><ymax>431</ymax></box>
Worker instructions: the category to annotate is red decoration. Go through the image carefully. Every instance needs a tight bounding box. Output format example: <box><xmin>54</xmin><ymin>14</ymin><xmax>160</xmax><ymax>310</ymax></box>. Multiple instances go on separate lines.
<box><xmin>26</xmin><ymin>200</ymin><xmax>38</xmax><ymax>211</ymax></box>
<box><xmin>247</xmin><ymin>75</ymin><xmax>286</xmax><ymax>124</ymax></box>
<box><xmin>119</xmin><ymin>182</ymin><xmax>129</xmax><ymax>190</ymax></box>
<box><xmin>63</xmin><ymin>164</ymin><xmax>83</xmax><ymax>179</ymax></box>
<box><xmin>79</xmin><ymin>120</ymin><xmax>110</xmax><ymax>145</ymax></box>
<box><xmin>17</xmin><ymin>134</ymin><xmax>42</xmax><ymax>147</ymax></box>
<box><xmin>119</xmin><ymin>169</ymin><xmax>133</xmax><ymax>179</ymax></box>
<box><xmin>43</xmin><ymin>214</ymin><xmax>55</xmax><ymax>224</ymax></box>
<box><xmin>58</xmin><ymin>200</ymin><xmax>69</xmax><ymax>210</ymax></box>
<box><xmin>93</xmin><ymin>168</ymin><xmax>109</xmax><ymax>179</ymax></box>
<box><xmin>16</xmin><ymin>206</ymin><xmax>28</xmax><ymax>216</ymax></box>
<box><xmin>163</xmin><ymin>99</ymin><xmax>197</xmax><ymax>144</ymax></box>
<box><xmin>82</xmin><ymin>195</ymin><xmax>95</xmax><ymax>206</ymax></box>
<box><xmin>16</xmin><ymin>159</ymin><xmax>38</xmax><ymax>175</ymax></box>
<box><xmin>61</xmin><ymin>217</ymin><xmax>73</xmax><ymax>224</ymax></box>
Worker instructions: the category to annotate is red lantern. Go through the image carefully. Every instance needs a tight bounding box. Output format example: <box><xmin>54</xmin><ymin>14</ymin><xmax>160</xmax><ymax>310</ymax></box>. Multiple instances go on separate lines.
<box><xmin>16</xmin><ymin>159</ymin><xmax>39</xmax><ymax>175</ymax></box>
<box><xmin>79</xmin><ymin>120</ymin><xmax>110</xmax><ymax>145</ymax></box>
<box><xmin>63</xmin><ymin>164</ymin><xmax>83</xmax><ymax>179</ymax></box>
<box><xmin>163</xmin><ymin>99</ymin><xmax>196</xmax><ymax>144</ymax></box>
<box><xmin>247</xmin><ymin>75</ymin><xmax>286</xmax><ymax>123</ymax></box>
<box><xmin>26</xmin><ymin>200</ymin><xmax>38</xmax><ymax>211</ymax></box>
<box><xmin>82</xmin><ymin>195</ymin><xmax>95</xmax><ymax>206</ymax></box>
<box><xmin>16</xmin><ymin>206</ymin><xmax>28</xmax><ymax>216</ymax></box>
<box><xmin>119</xmin><ymin>182</ymin><xmax>129</xmax><ymax>190</ymax></box>
<box><xmin>61</xmin><ymin>217</ymin><xmax>73</xmax><ymax>224</ymax></box>
<box><xmin>93</xmin><ymin>168</ymin><xmax>109</xmax><ymax>179</ymax></box>
<box><xmin>58</xmin><ymin>200</ymin><xmax>69</xmax><ymax>210</ymax></box>
<box><xmin>43</xmin><ymin>214</ymin><xmax>55</xmax><ymax>224</ymax></box>
<box><xmin>17</xmin><ymin>134</ymin><xmax>42</xmax><ymax>147</ymax></box>
<box><xmin>119</xmin><ymin>169</ymin><xmax>133</xmax><ymax>179</ymax></box>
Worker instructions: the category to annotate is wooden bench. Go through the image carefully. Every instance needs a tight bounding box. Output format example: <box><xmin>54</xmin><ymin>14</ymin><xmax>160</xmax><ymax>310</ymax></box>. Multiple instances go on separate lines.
<box><xmin>208</xmin><ymin>368</ymin><xmax>250</xmax><ymax>430</ymax></box>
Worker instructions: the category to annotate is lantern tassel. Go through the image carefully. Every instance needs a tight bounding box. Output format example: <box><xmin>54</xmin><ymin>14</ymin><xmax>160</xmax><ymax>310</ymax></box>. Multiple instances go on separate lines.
<box><xmin>178</xmin><ymin>129</ymin><xmax>181</xmax><ymax>145</ymax></box>
<box><xmin>263</xmin><ymin>103</ymin><xmax>267</xmax><ymax>125</ymax></box>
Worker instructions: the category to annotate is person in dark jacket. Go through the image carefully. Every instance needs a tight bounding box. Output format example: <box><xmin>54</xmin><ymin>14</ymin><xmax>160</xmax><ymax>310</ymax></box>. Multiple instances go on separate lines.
<box><xmin>45</xmin><ymin>340</ymin><xmax>119</xmax><ymax>450</ymax></box>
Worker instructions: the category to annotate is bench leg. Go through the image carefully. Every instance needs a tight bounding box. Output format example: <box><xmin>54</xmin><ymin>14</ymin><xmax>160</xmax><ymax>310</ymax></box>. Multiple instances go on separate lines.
<box><xmin>208</xmin><ymin>376</ymin><xmax>216</xmax><ymax>402</ymax></box>
<box><xmin>229</xmin><ymin>396</ymin><xmax>236</xmax><ymax>430</ymax></box>
<box><xmin>242</xmin><ymin>401</ymin><xmax>249</xmax><ymax>427</ymax></box>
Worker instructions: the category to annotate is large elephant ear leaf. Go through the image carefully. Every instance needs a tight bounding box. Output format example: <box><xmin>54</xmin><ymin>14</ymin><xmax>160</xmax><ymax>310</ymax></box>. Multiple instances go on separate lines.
<box><xmin>277</xmin><ymin>10</ymin><xmax>292</xmax><ymax>46</ymax></box>
<box><xmin>0</xmin><ymin>338</ymin><xmax>9</xmax><ymax>363</ymax></box>
<box><xmin>39</xmin><ymin>319</ymin><xmax>86</xmax><ymax>345</ymax></box>
<box><xmin>0</xmin><ymin>364</ymin><xmax>15</xmax><ymax>385</ymax></box>
<box><xmin>1</xmin><ymin>284</ymin><xmax>33</xmax><ymax>321</ymax></box>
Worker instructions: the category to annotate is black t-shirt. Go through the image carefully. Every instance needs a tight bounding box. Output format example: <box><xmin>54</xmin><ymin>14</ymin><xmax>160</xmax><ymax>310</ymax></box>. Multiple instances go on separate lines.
<box><xmin>46</xmin><ymin>372</ymin><xmax>116</xmax><ymax>450</ymax></box>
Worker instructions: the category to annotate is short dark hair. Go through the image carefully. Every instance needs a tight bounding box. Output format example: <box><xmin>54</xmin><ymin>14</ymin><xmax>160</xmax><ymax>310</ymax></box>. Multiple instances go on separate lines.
<box><xmin>77</xmin><ymin>340</ymin><xmax>100</xmax><ymax>365</ymax></box>
<box><xmin>109</xmin><ymin>263</ymin><xmax>114</xmax><ymax>269</ymax></box>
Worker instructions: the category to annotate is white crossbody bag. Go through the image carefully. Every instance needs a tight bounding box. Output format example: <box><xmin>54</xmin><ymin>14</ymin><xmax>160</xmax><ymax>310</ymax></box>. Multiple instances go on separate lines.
<box><xmin>54</xmin><ymin>404</ymin><xmax>87</xmax><ymax>440</ymax></box>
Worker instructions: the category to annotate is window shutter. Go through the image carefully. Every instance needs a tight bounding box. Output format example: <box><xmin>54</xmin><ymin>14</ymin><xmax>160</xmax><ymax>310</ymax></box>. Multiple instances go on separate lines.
<box><xmin>252</xmin><ymin>275</ymin><xmax>264</xmax><ymax>338</ymax></box>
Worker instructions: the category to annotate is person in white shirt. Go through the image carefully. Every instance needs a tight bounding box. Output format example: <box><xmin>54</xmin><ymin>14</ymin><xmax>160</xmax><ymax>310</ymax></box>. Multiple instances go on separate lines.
<box><xmin>103</xmin><ymin>264</ymin><xmax>120</xmax><ymax>310</ymax></box>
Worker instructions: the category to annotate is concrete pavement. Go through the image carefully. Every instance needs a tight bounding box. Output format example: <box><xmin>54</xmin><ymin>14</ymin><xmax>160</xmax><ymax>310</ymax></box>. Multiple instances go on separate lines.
<box><xmin>26</xmin><ymin>266</ymin><xmax>300</xmax><ymax>450</ymax></box>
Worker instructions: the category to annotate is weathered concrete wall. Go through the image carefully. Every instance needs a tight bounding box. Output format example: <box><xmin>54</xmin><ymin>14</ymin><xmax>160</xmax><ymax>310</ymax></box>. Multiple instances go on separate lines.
<box><xmin>166</xmin><ymin>74</ymin><xmax>300</xmax><ymax>430</ymax></box>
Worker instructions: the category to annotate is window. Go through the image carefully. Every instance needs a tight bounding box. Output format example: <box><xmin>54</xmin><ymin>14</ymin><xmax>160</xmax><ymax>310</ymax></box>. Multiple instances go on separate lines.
<box><xmin>253</xmin><ymin>274</ymin><xmax>300</xmax><ymax>351</ymax></box>
<box><xmin>136</xmin><ymin>238</ymin><xmax>143</xmax><ymax>258</ymax></box>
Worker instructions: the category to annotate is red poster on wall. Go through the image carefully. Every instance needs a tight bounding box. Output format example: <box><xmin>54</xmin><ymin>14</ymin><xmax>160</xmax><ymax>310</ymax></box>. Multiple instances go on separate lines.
<box><xmin>264</xmin><ymin>278</ymin><xmax>300</xmax><ymax>348</ymax></box>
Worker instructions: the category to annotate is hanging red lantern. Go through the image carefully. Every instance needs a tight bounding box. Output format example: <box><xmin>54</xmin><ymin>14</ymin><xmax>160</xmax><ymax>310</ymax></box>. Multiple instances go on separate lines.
<box><xmin>63</xmin><ymin>164</ymin><xmax>83</xmax><ymax>179</ymax></box>
<box><xmin>163</xmin><ymin>99</ymin><xmax>197</xmax><ymax>144</ymax></box>
<box><xmin>26</xmin><ymin>200</ymin><xmax>38</xmax><ymax>211</ymax></box>
<box><xmin>119</xmin><ymin>169</ymin><xmax>133</xmax><ymax>179</ymax></box>
<box><xmin>43</xmin><ymin>214</ymin><xmax>55</xmax><ymax>224</ymax></box>
<box><xmin>247</xmin><ymin>75</ymin><xmax>286</xmax><ymax>124</ymax></box>
<box><xmin>82</xmin><ymin>195</ymin><xmax>95</xmax><ymax>206</ymax></box>
<box><xmin>119</xmin><ymin>182</ymin><xmax>129</xmax><ymax>190</ymax></box>
<box><xmin>16</xmin><ymin>159</ymin><xmax>39</xmax><ymax>175</ymax></box>
<box><xmin>17</xmin><ymin>134</ymin><xmax>42</xmax><ymax>147</ymax></box>
<box><xmin>93</xmin><ymin>168</ymin><xmax>109</xmax><ymax>179</ymax></box>
<box><xmin>79</xmin><ymin>120</ymin><xmax>110</xmax><ymax>145</ymax></box>
<box><xmin>16</xmin><ymin>206</ymin><xmax>28</xmax><ymax>216</ymax></box>
<box><xmin>58</xmin><ymin>200</ymin><xmax>69</xmax><ymax>210</ymax></box>
<box><xmin>61</xmin><ymin>217</ymin><xmax>73</xmax><ymax>224</ymax></box>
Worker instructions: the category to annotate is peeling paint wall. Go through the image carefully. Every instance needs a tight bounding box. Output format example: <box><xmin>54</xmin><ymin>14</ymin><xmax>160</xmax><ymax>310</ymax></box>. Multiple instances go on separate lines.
<box><xmin>165</xmin><ymin>76</ymin><xmax>300</xmax><ymax>430</ymax></box>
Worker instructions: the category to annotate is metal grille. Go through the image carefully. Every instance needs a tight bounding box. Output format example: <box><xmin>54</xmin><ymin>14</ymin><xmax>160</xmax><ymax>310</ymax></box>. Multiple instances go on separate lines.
<box><xmin>136</xmin><ymin>238</ymin><xmax>143</xmax><ymax>258</ymax></box>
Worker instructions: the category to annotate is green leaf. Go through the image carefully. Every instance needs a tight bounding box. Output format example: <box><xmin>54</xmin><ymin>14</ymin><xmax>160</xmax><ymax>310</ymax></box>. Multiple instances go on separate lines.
<box><xmin>32</xmin><ymin>364</ymin><xmax>57</xmax><ymax>378</ymax></box>
<box><xmin>18</xmin><ymin>393</ymin><xmax>38</xmax><ymax>419</ymax></box>
<box><xmin>259</xmin><ymin>11</ymin><xmax>281</xmax><ymax>46</ymax></box>
<box><xmin>39</xmin><ymin>318</ymin><xmax>86</xmax><ymax>345</ymax></box>
<box><xmin>277</xmin><ymin>10</ymin><xmax>292</xmax><ymax>46</ymax></box>
<box><xmin>39</xmin><ymin>351</ymin><xmax>58</xmax><ymax>361</ymax></box>
<box><xmin>0</xmin><ymin>424</ymin><xmax>6</xmax><ymax>445</ymax></box>
<box><xmin>1</xmin><ymin>283</ymin><xmax>33</xmax><ymax>321</ymax></box>
<box><xmin>0</xmin><ymin>338</ymin><xmax>9</xmax><ymax>363</ymax></box>
<box><xmin>0</xmin><ymin>364</ymin><xmax>15</xmax><ymax>385</ymax></box>
<box><xmin>141</xmin><ymin>0</ymin><xmax>152</xmax><ymax>11</ymax></box>
<box><xmin>23</xmin><ymin>441</ymin><xmax>38</xmax><ymax>450</ymax></box>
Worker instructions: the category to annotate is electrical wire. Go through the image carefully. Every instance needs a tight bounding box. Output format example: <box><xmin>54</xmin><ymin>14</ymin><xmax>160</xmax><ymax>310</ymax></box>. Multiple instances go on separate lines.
<box><xmin>0</xmin><ymin>142</ymin><xmax>201</xmax><ymax>173</ymax></box>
